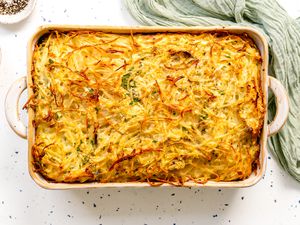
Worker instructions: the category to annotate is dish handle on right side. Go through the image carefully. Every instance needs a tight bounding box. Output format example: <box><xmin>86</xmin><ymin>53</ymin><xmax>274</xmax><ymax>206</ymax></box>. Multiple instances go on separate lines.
<box><xmin>267</xmin><ymin>76</ymin><xmax>289</xmax><ymax>136</ymax></box>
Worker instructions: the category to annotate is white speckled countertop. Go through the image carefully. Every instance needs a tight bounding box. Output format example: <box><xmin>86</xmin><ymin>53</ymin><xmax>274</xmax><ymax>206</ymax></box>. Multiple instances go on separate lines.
<box><xmin>0</xmin><ymin>0</ymin><xmax>300</xmax><ymax>225</ymax></box>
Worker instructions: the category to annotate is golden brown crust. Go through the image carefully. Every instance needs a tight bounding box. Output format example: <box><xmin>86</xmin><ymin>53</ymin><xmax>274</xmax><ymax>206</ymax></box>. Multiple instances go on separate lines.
<box><xmin>30</xmin><ymin>31</ymin><xmax>264</xmax><ymax>185</ymax></box>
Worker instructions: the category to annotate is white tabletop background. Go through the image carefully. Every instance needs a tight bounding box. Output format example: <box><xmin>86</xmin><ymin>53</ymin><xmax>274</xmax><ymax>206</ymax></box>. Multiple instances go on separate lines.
<box><xmin>0</xmin><ymin>0</ymin><xmax>300</xmax><ymax>225</ymax></box>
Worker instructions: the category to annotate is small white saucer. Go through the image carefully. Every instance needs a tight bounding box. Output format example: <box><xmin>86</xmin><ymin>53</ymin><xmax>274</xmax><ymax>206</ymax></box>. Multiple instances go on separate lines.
<box><xmin>0</xmin><ymin>0</ymin><xmax>36</xmax><ymax>24</ymax></box>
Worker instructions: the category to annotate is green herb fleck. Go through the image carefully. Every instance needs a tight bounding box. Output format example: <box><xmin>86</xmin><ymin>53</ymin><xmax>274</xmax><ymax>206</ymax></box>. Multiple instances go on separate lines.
<box><xmin>129</xmin><ymin>97</ymin><xmax>140</xmax><ymax>105</ymax></box>
<box><xmin>129</xmin><ymin>80</ymin><xmax>136</xmax><ymax>88</ymax></box>
<box><xmin>121</xmin><ymin>73</ymin><xmax>131</xmax><ymax>90</ymax></box>
<box><xmin>49</xmin><ymin>58</ymin><xmax>54</xmax><ymax>64</ymax></box>
<box><xmin>200</xmin><ymin>114</ymin><xmax>208</xmax><ymax>120</ymax></box>
<box><xmin>91</xmin><ymin>139</ymin><xmax>95</xmax><ymax>146</ymax></box>
<box><xmin>87</xmin><ymin>87</ymin><xmax>94</xmax><ymax>93</ymax></box>
<box><xmin>55</xmin><ymin>112</ymin><xmax>62</xmax><ymax>119</ymax></box>
<box><xmin>82</xmin><ymin>156</ymin><xmax>89</xmax><ymax>165</ymax></box>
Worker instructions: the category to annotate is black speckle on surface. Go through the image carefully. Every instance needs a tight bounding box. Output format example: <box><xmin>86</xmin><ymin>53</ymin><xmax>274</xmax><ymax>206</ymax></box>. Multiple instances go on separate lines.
<box><xmin>213</xmin><ymin>214</ymin><xmax>218</xmax><ymax>218</ymax></box>
<box><xmin>173</xmin><ymin>223</ymin><xmax>176</xmax><ymax>225</ymax></box>
<box><xmin>171</xmin><ymin>193</ymin><xmax>175</xmax><ymax>196</ymax></box>
<box><xmin>298</xmin><ymin>200</ymin><xmax>300</xmax><ymax>204</ymax></box>
<box><xmin>1</xmin><ymin>201</ymin><xmax>4</xmax><ymax>204</ymax></box>
<box><xmin>15</xmin><ymin>151</ymin><xmax>19</xmax><ymax>154</ymax></box>
<box><xmin>19</xmin><ymin>189</ymin><xmax>22</xmax><ymax>192</ymax></box>
<box><xmin>218</xmin><ymin>189</ymin><xmax>221</xmax><ymax>192</ymax></box>
<box><xmin>274</xmin><ymin>199</ymin><xmax>277</xmax><ymax>203</ymax></box>
<box><xmin>177</xmin><ymin>208</ymin><xmax>181</xmax><ymax>211</ymax></box>
<box><xmin>67</xmin><ymin>214</ymin><xmax>71</xmax><ymax>218</ymax></box>
<box><xmin>86</xmin><ymin>191</ymin><xmax>90</xmax><ymax>194</ymax></box>
<box><xmin>224</xmin><ymin>203</ymin><xmax>229</xmax><ymax>206</ymax></box>
<box><xmin>117</xmin><ymin>190</ymin><xmax>121</xmax><ymax>192</ymax></box>
<box><xmin>82</xmin><ymin>201</ymin><xmax>85</xmax><ymax>204</ymax></box>
<box><xmin>50</xmin><ymin>211</ymin><xmax>53</xmax><ymax>214</ymax></box>
<box><xmin>268</xmin><ymin>156</ymin><xmax>271</xmax><ymax>160</ymax></box>
<box><xmin>99</xmin><ymin>215</ymin><xmax>102</xmax><ymax>219</ymax></box>
<box><xmin>67</xmin><ymin>200</ymin><xmax>71</xmax><ymax>203</ymax></box>
<box><xmin>229</xmin><ymin>220</ymin><xmax>231</xmax><ymax>223</ymax></box>
<box><xmin>116</xmin><ymin>207</ymin><xmax>120</xmax><ymax>212</ymax></box>
<box><xmin>241</xmin><ymin>196</ymin><xmax>244</xmax><ymax>200</ymax></box>
<box><xmin>108</xmin><ymin>194</ymin><xmax>111</xmax><ymax>197</ymax></box>
<box><xmin>9</xmin><ymin>215</ymin><xmax>12</xmax><ymax>219</ymax></box>
<box><xmin>93</xmin><ymin>203</ymin><xmax>97</xmax><ymax>208</ymax></box>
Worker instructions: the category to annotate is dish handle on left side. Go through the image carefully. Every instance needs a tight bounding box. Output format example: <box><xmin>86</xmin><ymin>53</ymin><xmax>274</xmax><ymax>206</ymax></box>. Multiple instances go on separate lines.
<box><xmin>5</xmin><ymin>76</ymin><xmax>27</xmax><ymax>139</ymax></box>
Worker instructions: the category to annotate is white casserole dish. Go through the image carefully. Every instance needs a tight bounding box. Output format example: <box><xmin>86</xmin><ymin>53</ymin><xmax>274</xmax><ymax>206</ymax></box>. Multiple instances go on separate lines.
<box><xmin>5</xmin><ymin>25</ymin><xmax>289</xmax><ymax>189</ymax></box>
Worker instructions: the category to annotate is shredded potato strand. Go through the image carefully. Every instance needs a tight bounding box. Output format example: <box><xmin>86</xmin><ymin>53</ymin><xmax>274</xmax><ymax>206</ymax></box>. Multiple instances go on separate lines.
<box><xmin>30</xmin><ymin>31</ymin><xmax>264</xmax><ymax>184</ymax></box>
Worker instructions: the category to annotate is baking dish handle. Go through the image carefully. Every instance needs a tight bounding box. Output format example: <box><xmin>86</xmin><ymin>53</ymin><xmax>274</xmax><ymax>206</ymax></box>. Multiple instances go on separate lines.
<box><xmin>267</xmin><ymin>76</ymin><xmax>289</xmax><ymax>136</ymax></box>
<box><xmin>5</xmin><ymin>76</ymin><xmax>27</xmax><ymax>139</ymax></box>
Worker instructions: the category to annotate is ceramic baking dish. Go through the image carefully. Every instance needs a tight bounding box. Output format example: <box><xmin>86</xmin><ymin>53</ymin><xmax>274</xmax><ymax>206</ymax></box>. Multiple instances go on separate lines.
<box><xmin>5</xmin><ymin>25</ymin><xmax>289</xmax><ymax>189</ymax></box>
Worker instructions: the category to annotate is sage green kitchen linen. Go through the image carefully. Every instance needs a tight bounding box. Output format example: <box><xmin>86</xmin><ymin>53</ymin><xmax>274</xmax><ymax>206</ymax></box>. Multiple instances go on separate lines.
<box><xmin>125</xmin><ymin>0</ymin><xmax>300</xmax><ymax>182</ymax></box>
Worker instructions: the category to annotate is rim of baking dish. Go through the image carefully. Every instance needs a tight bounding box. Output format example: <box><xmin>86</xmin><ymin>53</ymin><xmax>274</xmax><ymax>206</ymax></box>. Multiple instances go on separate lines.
<box><xmin>26</xmin><ymin>25</ymin><xmax>269</xmax><ymax>189</ymax></box>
